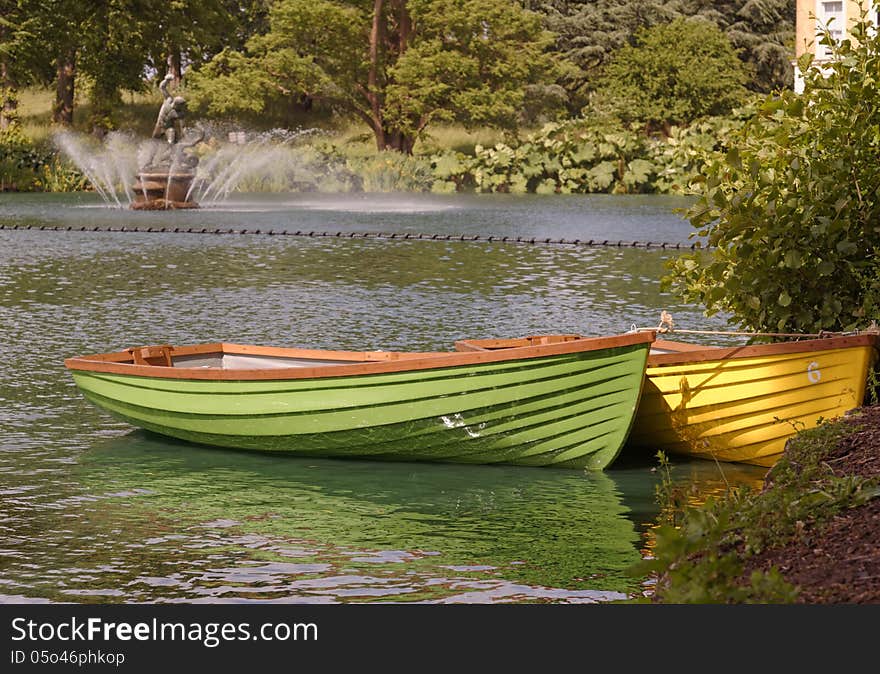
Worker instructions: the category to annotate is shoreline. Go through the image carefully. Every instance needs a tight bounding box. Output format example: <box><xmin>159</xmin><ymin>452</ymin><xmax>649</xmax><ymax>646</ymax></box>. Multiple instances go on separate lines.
<box><xmin>648</xmin><ymin>404</ymin><xmax>880</xmax><ymax>603</ymax></box>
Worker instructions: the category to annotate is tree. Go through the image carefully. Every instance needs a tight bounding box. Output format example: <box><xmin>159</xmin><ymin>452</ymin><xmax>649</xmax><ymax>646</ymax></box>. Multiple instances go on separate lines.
<box><xmin>0</xmin><ymin>10</ymin><xmax>22</xmax><ymax>130</ymax></box>
<box><xmin>595</xmin><ymin>18</ymin><xmax>750</xmax><ymax>134</ymax></box>
<box><xmin>525</xmin><ymin>1</ymin><xmax>794</xmax><ymax>107</ymax></box>
<box><xmin>145</xmin><ymin>0</ymin><xmax>240</xmax><ymax>87</ymax></box>
<box><xmin>187</xmin><ymin>0</ymin><xmax>560</xmax><ymax>153</ymax></box>
<box><xmin>75</xmin><ymin>1</ymin><xmax>161</xmax><ymax>133</ymax></box>
<box><xmin>28</xmin><ymin>1</ymin><xmax>91</xmax><ymax>127</ymax></box>
<box><xmin>0</xmin><ymin>0</ymin><xmax>45</xmax><ymax>130</ymax></box>
<box><xmin>524</xmin><ymin>0</ymin><xmax>676</xmax><ymax>109</ymax></box>
<box><xmin>683</xmin><ymin>0</ymin><xmax>795</xmax><ymax>92</ymax></box>
<box><xmin>665</xmin><ymin>8</ymin><xmax>880</xmax><ymax>333</ymax></box>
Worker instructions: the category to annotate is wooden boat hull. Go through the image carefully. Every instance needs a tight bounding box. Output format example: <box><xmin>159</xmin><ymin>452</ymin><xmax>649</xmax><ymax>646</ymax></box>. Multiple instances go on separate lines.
<box><xmin>66</xmin><ymin>333</ymin><xmax>653</xmax><ymax>470</ymax></box>
<box><xmin>629</xmin><ymin>335</ymin><xmax>879</xmax><ymax>466</ymax></box>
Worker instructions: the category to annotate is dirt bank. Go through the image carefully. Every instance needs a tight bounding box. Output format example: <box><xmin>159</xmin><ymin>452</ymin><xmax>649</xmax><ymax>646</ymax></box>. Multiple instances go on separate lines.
<box><xmin>742</xmin><ymin>405</ymin><xmax>880</xmax><ymax>603</ymax></box>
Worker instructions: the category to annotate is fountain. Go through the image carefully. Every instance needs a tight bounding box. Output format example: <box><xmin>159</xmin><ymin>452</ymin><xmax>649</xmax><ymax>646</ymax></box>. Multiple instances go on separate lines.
<box><xmin>54</xmin><ymin>76</ymin><xmax>345</xmax><ymax>208</ymax></box>
<box><xmin>130</xmin><ymin>73</ymin><xmax>204</xmax><ymax>210</ymax></box>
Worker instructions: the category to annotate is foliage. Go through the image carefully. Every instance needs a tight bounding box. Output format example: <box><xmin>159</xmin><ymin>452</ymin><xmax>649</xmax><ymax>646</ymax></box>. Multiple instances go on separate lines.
<box><xmin>525</xmin><ymin>1</ymin><xmax>793</xmax><ymax>108</ymax></box>
<box><xmin>644</xmin><ymin>417</ymin><xmax>877</xmax><ymax>604</ymax></box>
<box><xmin>428</xmin><ymin>112</ymin><xmax>745</xmax><ymax>195</ymax></box>
<box><xmin>188</xmin><ymin>0</ymin><xmax>561</xmax><ymax>153</ymax></box>
<box><xmin>523</xmin><ymin>0</ymin><xmax>676</xmax><ymax>109</ymax></box>
<box><xmin>185</xmin><ymin>110</ymin><xmax>743</xmax><ymax>195</ymax></box>
<box><xmin>144</xmin><ymin>0</ymin><xmax>238</xmax><ymax>73</ymax></box>
<box><xmin>666</xmin><ymin>8</ymin><xmax>880</xmax><ymax>333</ymax></box>
<box><xmin>6</xmin><ymin>92</ymin><xmax>747</xmax><ymax>196</ymax></box>
<box><xmin>685</xmin><ymin>0</ymin><xmax>795</xmax><ymax>93</ymax></box>
<box><xmin>6</xmin><ymin>0</ymin><xmax>797</xmax><ymax>149</ymax></box>
<box><xmin>4</xmin><ymin>1</ymin><xmax>258</xmax><ymax>133</ymax></box>
<box><xmin>0</xmin><ymin>125</ymin><xmax>86</xmax><ymax>191</ymax></box>
<box><xmin>0</xmin><ymin>0</ymin><xmax>47</xmax><ymax>128</ymax></box>
<box><xmin>595</xmin><ymin>18</ymin><xmax>750</xmax><ymax>133</ymax></box>
<box><xmin>344</xmin><ymin>150</ymin><xmax>435</xmax><ymax>192</ymax></box>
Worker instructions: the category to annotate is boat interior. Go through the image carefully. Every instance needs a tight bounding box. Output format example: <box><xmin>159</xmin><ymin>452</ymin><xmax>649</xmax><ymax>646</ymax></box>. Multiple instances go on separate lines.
<box><xmin>65</xmin><ymin>332</ymin><xmax>659</xmax><ymax>375</ymax></box>
<box><xmin>92</xmin><ymin>343</ymin><xmax>451</xmax><ymax>370</ymax></box>
<box><xmin>124</xmin><ymin>335</ymin><xmax>599</xmax><ymax>368</ymax></box>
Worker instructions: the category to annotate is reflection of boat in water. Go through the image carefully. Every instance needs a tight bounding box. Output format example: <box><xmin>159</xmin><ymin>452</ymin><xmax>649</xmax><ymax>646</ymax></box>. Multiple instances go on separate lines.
<box><xmin>78</xmin><ymin>431</ymin><xmax>654</xmax><ymax>600</ymax></box>
<box><xmin>630</xmin><ymin>334</ymin><xmax>880</xmax><ymax>466</ymax></box>
<box><xmin>65</xmin><ymin>332</ymin><xmax>653</xmax><ymax>469</ymax></box>
<box><xmin>73</xmin><ymin>432</ymin><xmax>769</xmax><ymax>603</ymax></box>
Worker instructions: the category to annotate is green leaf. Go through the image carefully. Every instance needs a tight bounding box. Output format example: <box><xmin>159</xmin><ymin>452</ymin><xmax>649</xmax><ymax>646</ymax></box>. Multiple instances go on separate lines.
<box><xmin>817</xmin><ymin>260</ymin><xmax>836</xmax><ymax>276</ymax></box>
<box><xmin>783</xmin><ymin>250</ymin><xmax>802</xmax><ymax>269</ymax></box>
<box><xmin>836</xmin><ymin>240</ymin><xmax>859</xmax><ymax>255</ymax></box>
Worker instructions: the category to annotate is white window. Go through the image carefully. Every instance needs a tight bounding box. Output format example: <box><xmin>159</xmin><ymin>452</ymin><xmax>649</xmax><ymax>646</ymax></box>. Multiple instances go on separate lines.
<box><xmin>816</xmin><ymin>0</ymin><xmax>847</xmax><ymax>58</ymax></box>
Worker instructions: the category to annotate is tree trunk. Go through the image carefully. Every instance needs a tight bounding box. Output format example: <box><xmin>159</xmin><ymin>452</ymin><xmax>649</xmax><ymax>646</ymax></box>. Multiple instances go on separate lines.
<box><xmin>386</xmin><ymin>130</ymin><xmax>414</xmax><ymax>154</ymax></box>
<box><xmin>167</xmin><ymin>50</ymin><xmax>182</xmax><ymax>86</ymax></box>
<box><xmin>368</xmin><ymin>0</ymin><xmax>386</xmax><ymax>150</ymax></box>
<box><xmin>392</xmin><ymin>0</ymin><xmax>411</xmax><ymax>54</ymax></box>
<box><xmin>53</xmin><ymin>50</ymin><xmax>76</xmax><ymax>126</ymax></box>
<box><xmin>365</xmin><ymin>0</ymin><xmax>418</xmax><ymax>153</ymax></box>
<box><xmin>0</xmin><ymin>57</ymin><xmax>18</xmax><ymax>130</ymax></box>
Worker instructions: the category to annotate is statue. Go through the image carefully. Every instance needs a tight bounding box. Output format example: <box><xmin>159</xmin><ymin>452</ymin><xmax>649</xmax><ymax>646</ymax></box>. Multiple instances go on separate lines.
<box><xmin>152</xmin><ymin>73</ymin><xmax>187</xmax><ymax>144</ymax></box>
<box><xmin>131</xmin><ymin>73</ymin><xmax>204</xmax><ymax>209</ymax></box>
<box><xmin>141</xmin><ymin>73</ymin><xmax>204</xmax><ymax>173</ymax></box>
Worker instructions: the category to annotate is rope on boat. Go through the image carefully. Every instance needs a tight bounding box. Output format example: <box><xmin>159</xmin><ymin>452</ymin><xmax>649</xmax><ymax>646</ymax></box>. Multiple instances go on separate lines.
<box><xmin>0</xmin><ymin>223</ymin><xmax>708</xmax><ymax>250</ymax></box>
<box><xmin>630</xmin><ymin>310</ymin><xmax>880</xmax><ymax>339</ymax></box>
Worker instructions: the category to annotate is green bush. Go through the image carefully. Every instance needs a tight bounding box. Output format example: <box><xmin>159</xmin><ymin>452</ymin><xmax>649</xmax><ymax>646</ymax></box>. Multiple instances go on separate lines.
<box><xmin>665</xmin><ymin>7</ymin><xmax>880</xmax><ymax>333</ymax></box>
<box><xmin>0</xmin><ymin>126</ymin><xmax>87</xmax><ymax>192</ymax></box>
<box><xmin>426</xmin><ymin>114</ymin><xmax>744</xmax><ymax>195</ymax></box>
<box><xmin>344</xmin><ymin>151</ymin><xmax>436</xmax><ymax>193</ymax></box>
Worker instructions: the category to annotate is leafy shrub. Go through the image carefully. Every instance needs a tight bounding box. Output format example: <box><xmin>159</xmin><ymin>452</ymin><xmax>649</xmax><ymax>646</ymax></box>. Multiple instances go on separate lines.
<box><xmin>0</xmin><ymin>126</ymin><xmax>87</xmax><ymax>192</ymax></box>
<box><xmin>426</xmin><ymin>113</ymin><xmax>744</xmax><ymax>195</ymax></box>
<box><xmin>665</xmin><ymin>9</ymin><xmax>880</xmax><ymax>333</ymax></box>
<box><xmin>344</xmin><ymin>151</ymin><xmax>435</xmax><ymax>192</ymax></box>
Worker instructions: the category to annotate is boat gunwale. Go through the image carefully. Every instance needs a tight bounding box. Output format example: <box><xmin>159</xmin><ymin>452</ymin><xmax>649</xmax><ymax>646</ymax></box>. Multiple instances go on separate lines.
<box><xmin>64</xmin><ymin>331</ymin><xmax>656</xmax><ymax>381</ymax></box>
<box><xmin>648</xmin><ymin>334</ymin><xmax>880</xmax><ymax>367</ymax></box>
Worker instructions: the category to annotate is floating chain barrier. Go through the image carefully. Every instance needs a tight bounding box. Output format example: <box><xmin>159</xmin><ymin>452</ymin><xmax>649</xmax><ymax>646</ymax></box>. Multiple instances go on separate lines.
<box><xmin>0</xmin><ymin>223</ymin><xmax>708</xmax><ymax>250</ymax></box>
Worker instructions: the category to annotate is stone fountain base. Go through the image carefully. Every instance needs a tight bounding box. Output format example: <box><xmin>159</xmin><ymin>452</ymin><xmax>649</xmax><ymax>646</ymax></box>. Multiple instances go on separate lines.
<box><xmin>131</xmin><ymin>172</ymin><xmax>199</xmax><ymax>210</ymax></box>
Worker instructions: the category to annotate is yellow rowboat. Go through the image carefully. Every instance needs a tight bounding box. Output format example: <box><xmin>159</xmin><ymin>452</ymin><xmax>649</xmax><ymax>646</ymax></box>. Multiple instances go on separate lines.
<box><xmin>628</xmin><ymin>334</ymin><xmax>880</xmax><ymax>467</ymax></box>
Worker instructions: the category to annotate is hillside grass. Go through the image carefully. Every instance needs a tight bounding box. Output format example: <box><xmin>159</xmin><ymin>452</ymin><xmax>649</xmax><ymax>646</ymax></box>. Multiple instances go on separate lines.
<box><xmin>16</xmin><ymin>87</ymin><xmax>162</xmax><ymax>141</ymax></box>
<box><xmin>14</xmin><ymin>86</ymin><xmax>507</xmax><ymax>156</ymax></box>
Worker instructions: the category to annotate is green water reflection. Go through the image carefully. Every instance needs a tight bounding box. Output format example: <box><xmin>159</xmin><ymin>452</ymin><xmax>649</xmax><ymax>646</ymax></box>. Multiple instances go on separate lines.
<box><xmin>72</xmin><ymin>434</ymin><xmax>648</xmax><ymax>602</ymax></box>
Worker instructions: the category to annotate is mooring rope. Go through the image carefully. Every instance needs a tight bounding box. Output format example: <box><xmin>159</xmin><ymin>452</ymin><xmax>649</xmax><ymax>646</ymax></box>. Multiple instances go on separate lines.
<box><xmin>0</xmin><ymin>223</ymin><xmax>708</xmax><ymax>250</ymax></box>
<box><xmin>630</xmin><ymin>310</ymin><xmax>880</xmax><ymax>339</ymax></box>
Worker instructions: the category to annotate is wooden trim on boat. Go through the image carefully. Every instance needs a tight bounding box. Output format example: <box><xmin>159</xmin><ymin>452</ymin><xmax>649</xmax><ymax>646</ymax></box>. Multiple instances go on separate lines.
<box><xmin>647</xmin><ymin>334</ymin><xmax>880</xmax><ymax>367</ymax></box>
<box><xmin>454</xmin><ymin>334</ymin><xmax>584</xmax><ymax>352</ymax></box>
<box><xmin>64</xmin><ymin>331</ymin><xmax>656</xmax><ymax>381</ymax></box>
<box><xmin>651</xmin><ymin>339</ymin><xmax>718</xmax><ymax>353</ymax></box>
<box><xmin>453</xmin><ymin>341</ymin><xmax>490</xmax><ymax>352</ymax></box>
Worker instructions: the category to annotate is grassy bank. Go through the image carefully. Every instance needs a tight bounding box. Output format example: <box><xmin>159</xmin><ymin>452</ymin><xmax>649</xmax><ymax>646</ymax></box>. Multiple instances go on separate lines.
<box><xmin>643</xmin><ymin>406</ymin><xmax>880</xmax><ymax>603</ymax></box>
<box><xmin>4</xmin><ymin>86</ymin><xmax>743</xmax><ymax>196</ymax></box>
<box><xmin>15</xmin><ymin>87</ymin><xmax>506</xmax><ymax>153</ymax></box>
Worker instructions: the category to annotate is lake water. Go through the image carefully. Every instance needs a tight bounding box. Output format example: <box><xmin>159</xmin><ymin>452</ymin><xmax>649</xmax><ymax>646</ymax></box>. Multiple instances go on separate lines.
<box><xmin>0</xmin><ymin>192</ymin><xmax>767</xmax><ymax>604</ymax></box>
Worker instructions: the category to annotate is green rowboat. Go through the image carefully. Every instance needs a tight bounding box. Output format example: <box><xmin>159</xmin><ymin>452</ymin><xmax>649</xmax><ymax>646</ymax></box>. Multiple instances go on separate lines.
<box><xmin>65</xmin><ymin>332</ymin><xmax>654</xmax><ymax>469</ymax></box>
